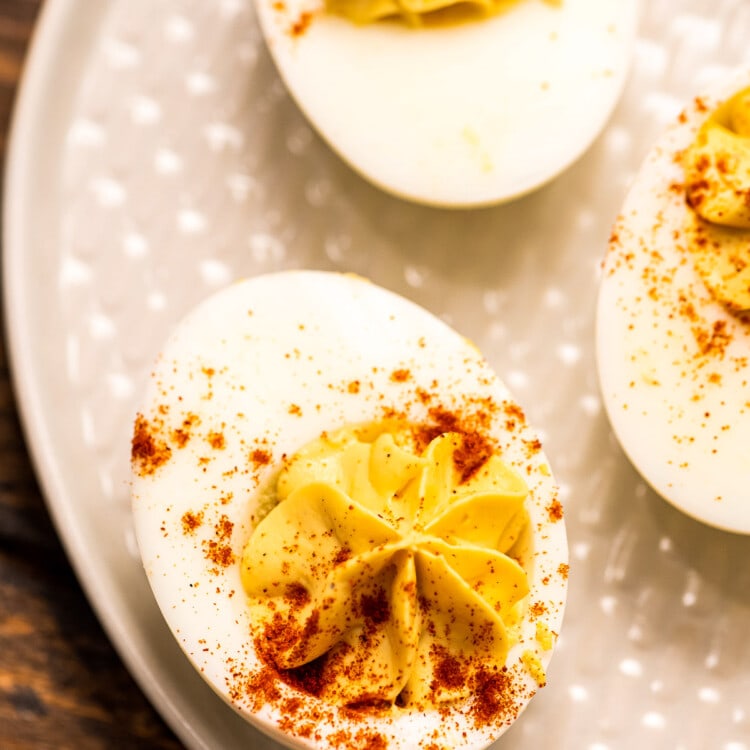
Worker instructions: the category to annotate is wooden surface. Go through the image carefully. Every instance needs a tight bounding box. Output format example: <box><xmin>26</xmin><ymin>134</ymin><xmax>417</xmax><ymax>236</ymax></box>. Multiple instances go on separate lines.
<box><xmin>0</xmin><ymin>2</ymin><xmax>182</xmax><ymax>748</ymax></box>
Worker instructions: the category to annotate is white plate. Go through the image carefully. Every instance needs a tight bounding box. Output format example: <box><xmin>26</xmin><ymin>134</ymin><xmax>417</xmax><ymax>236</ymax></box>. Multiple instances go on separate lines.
<box><xmin>5</xmin><ymin>1</ymin><xmax>750</xmax><ymax>749</ymax></box>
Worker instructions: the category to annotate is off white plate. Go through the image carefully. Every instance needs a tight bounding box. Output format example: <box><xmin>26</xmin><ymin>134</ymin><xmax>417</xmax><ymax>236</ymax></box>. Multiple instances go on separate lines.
<box><xmin>4</xmin><ymin>1</ymin><xmax>750</xmax><ymax>749</ymax></box>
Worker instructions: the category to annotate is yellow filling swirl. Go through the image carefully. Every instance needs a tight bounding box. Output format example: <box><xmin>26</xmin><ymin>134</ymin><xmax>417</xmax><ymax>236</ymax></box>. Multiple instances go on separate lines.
<box><xmin>241</xmin><ymin>423</ymin><xmax>530</xmax><ymax>708</ymax></box>
<box><xmin>326</xmin><ymin>0</ymin><xmax>561</xmax><ymax>27</ymax></box>
<box><xmin>683</xmin><ymin>87</ymin><xmax>750</xmax><ymax>313</ymax></box>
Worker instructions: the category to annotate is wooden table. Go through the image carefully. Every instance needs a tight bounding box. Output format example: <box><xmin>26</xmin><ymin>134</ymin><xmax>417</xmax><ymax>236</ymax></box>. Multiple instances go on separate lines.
<box><xmin>0</xmin><ymin>2</ymin><xmax>182</xmax><ymax>747</ymax></box>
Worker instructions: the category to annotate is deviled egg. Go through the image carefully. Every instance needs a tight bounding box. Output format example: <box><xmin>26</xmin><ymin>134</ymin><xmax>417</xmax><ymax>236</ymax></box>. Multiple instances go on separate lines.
<box><xmin>254</xmin><ymin>0</ymin><xmax>639</xmax><ymax>207</ymax></box>
<box><xmin>596</xmin><ymin>69</ymin><xmax>750</xmax><ymax>534</ymax></box>
<box><xmin>131</xmin><ymin>271</ymin><xmax>568</xmax><ymax>749</ymax></box>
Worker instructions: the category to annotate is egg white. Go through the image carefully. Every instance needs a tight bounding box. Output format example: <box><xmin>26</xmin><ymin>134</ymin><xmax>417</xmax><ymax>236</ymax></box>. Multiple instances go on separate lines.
<box><xmin>254</xmin><ymin>0</ymin><xmax>638</xmax><ymax>207</ymax></box>
<box><xmin>596</xmin><ymin>68</ymin><xmax>750</xmax><ymax>535</ymax></box>
<box><xmin>132</xmin><ymin>271</ymin><xmax>568</xmax><ymax>749</ymax></box>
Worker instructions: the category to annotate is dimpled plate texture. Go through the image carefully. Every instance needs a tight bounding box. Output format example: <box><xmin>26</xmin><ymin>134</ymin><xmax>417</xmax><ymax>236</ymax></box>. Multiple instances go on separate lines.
<box><xmin>4</xmin><ymin>0</ymin><xmax>750</xmax><ymax>749</ymax></box>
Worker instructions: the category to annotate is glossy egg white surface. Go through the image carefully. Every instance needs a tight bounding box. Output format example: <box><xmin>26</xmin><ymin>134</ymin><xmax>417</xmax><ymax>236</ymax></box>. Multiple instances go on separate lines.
<box><xmin>255</xmin><ymin>0</ymin><xmax>639</xmax><ymax>207</ymax></box>
<box><xmin>131</xmin><ymin>270</ymin><xmax>568</xmax><ymax>749</ymax></box>
<box><xmin>596</xmin><ymin>68</ymin><xmax>750</xmax><ymax>535</ymax></box>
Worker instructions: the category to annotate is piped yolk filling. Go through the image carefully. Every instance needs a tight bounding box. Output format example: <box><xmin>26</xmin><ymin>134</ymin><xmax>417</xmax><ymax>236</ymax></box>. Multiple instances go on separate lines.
<box><xmin>683</xmin><ymin>86</ymin><xmax>750</xmax><ymax>314</ymax></box>
<box><xmin>241</xmin><ymin>422</ymin><xmax>531</xmax><ymax>709</ymax></box>
<box><xmin>326</xmin><ymin>0</ymin><xmax>561</xmax><ymax>28</ymax></box>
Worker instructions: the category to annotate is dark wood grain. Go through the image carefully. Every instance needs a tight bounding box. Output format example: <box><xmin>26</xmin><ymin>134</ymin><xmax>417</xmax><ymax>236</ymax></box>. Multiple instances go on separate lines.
<box><xmin>0</xmin><ymin>2</ymin><xmax>183</xmax><ymax>748</ymax></box>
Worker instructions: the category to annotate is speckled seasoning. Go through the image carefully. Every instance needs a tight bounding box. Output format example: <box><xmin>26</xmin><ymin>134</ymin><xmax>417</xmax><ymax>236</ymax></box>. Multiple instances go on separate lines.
<box><xmin>131</xmin><ymin>271</ymin><xmax>568</xmax><ymax>749</ymax></box>
<box><xmin>596</xmin><ymin>70</ymin><xmax>750</xmax><ymax>534</ymax></box>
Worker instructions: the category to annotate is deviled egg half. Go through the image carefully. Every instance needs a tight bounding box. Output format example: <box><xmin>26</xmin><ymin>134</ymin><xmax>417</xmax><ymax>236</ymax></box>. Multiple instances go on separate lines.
<box><xmin>596</xmin><ymin>68</ymin><xmax>750</xmax><ymax>534</ymax></box>
<box><xmin>255</xmin><ymin>0</ymin><xmax>639</xmax><ymax>207</ymax></box>
<box><xmin>132</xmin><ymin>271</ymin><xmax>568</xmax><ymax>749</ymax></box>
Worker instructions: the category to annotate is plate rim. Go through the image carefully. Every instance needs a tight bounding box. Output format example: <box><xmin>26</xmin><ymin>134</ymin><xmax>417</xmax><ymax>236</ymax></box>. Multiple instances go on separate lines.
<box><xmin>2</xmin><ymin>1</ymin><xmax>212</xmax><ymax>747</ymax></box>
